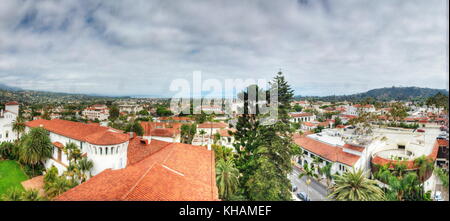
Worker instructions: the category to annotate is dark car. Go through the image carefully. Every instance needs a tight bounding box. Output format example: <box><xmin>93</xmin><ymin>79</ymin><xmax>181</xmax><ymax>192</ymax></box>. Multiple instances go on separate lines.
<box><xmin>296</xmin><ymin>192</ymin><xmax>310</xmax><ymax>201</ymax></box>
<box><xmin>417</xmin><ymin>129</ymin><xmax>425</xmax><ymax>133</ymax></box>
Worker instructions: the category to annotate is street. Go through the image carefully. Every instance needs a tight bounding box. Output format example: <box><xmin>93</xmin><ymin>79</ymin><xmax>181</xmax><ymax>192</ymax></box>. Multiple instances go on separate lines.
<box><xmin>289</xmin><ymin>166</ymin><xmax>330</xmax><ymax>201</ymax></box>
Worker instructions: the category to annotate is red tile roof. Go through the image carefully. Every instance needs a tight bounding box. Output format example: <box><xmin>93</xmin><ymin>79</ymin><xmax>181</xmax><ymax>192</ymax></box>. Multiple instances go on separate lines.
<box><xmin>340</xmin><ymin>114</ymin><xmax>358</xmax><ymax>119</ymax></box>
<box><xmin>217</xmin><ymin>128</ymin><xmax>236</xmax><ymax>137</ymax></box>
<box><xmin>25</xmin><ymin>119</ymin><xmax>129</xmax><ymax>145</ymax></box>
<box><xmin>343</xmin><ymin>144</ymin><xmax>365</xmax><ymax>152</ymax></box>
<box><xmin>5</xmin><ymin>101</ymin><xmax>19</xmax><ymax>105</ymax></box>
<box><xmin>55</xmin><ymin>137</ymin><xmax>219</xmax><ymax>201</ymax></box>
<box><xmin>372</xmin><ymin>139</ymin><xmax>441</xmax><ymax>169</ymax></box>
<box><xmin>52</xmin><ymin>142</ymin><xmax>64</xmax><ymax>149</ymax></box>
<box><xmin>140</xmin><ymin>122</ymin><xmax>182</xmax><ymax>137</ymax></box>
<box><xmin>437</xmin><ymin>139</ymin><xmax>449</xmax><ymax>147</ymax></box>
<box><xmin>290</xmin><ymin>112</ymin><xmax>313</xmax><ymax>117</ymax></box>
<box><xmin>127</xmin><ymin>137</ymin><xmax>172</xmax><ymax>165</ymax></box>
<box><xmin>294</xmin><ymin>136</ymin><xmax>361</xmax><ymax>166</ymax></box>
<box><xmin>197</xmin><ymin>122</ymin><xmax>228</xmax><ymax>129</ymax></box>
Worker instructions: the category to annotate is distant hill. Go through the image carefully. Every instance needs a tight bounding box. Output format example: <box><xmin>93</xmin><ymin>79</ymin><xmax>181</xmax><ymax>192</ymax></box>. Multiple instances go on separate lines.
<box><xmin>0</xmin><ymin>82</ymin><xmax>127</xmax><ymax>105</ymax></box>
<box><xmin>0</xmin><ymin>83</ymin><xmax>22</xmax><ymax>91</ymax></box>
<box><xmin>295</xmin><ymin>86</ymin><xmax>449</xmax><ymax>102</ymax></box>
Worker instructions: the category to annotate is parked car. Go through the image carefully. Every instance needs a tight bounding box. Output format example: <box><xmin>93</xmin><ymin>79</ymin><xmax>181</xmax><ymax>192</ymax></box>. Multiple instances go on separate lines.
<box><xmin>292</xmin><ymin>185</ymin><xmax>298</xmax><ymax>192</ymax></box>
<box><xmin>296</xmin><ymin>192</ymin><xmax>310</xmax><ymax>201</ymax></box>
<box><xmin>434</xmin><ymin>191</ymin><xmax>444</xmax><ymax>201</ymax></box>
<box><xmin>417</xmin><ymin>129</ymin><xmax>425</xmax><ymax>132</ymax></box>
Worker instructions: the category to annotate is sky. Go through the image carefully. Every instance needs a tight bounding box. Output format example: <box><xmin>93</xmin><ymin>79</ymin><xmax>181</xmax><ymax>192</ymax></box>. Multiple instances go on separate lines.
<box><xmin>0</xmin><ymin>0</ymin><xmax>448</xmax><ymax>97</ymax></box>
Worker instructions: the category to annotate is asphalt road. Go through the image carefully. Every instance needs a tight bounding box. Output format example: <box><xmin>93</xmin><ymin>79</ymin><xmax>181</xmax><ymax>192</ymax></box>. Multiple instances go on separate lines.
<box><xmin>289</xmin><ymin>166</ymin><xmax>330</xmax><ymax>201</ymax></box>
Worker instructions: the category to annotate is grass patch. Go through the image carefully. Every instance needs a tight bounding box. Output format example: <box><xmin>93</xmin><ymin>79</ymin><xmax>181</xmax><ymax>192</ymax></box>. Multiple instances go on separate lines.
<box><xmin>0</xmin><ymin>160</ymin><xmax>28</xmax><ymax>196</ymax></box>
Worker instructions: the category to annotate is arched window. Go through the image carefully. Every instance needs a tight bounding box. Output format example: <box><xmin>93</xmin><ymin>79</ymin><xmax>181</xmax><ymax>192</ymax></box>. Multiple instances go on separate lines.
<box><xmin>105</xmin><ymin>147</ymin><xmax>108</xmax><ymax>155</ymax></box>
<box><xmin>111</xmin><ymin>147</ymin><xmax>114</xmax><ymax>154</ymax></box>
<box><xmin>100</xmin><ymin>148</ymin><xmax>102</xmax><ymax>155</ymax></box>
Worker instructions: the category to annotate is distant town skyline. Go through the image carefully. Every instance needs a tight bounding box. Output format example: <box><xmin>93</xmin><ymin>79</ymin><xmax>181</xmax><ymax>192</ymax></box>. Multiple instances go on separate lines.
<box><xmin>0</xmin><ymin>0</ymin><xmax>448</xmax><ymax>97</ymax></box>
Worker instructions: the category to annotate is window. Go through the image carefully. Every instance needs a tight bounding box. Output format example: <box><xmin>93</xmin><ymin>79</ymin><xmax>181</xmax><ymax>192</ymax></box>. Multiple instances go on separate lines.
<box><xmin>100</xmin><ymin>148</ymin><xmax>102</xmax><ymax>155</ymax></box>
<box><xmin>105</xmin><ymin>147</ymin><xmax>108</xmax><ymax>155</ymax></box>
<box><xmin>57</xmin><ymin>149</ymin><xmax>62</xmax><ymax>161</ymax></box>
<box><xmin>398</xmin><ymin>145</ymin><xmax>405</xmax><ymax>150</ymax></box>
<box><xmin>111</xmin><ymin>147</ymin><xmax>114</xmax><ymax>154</ymax></box>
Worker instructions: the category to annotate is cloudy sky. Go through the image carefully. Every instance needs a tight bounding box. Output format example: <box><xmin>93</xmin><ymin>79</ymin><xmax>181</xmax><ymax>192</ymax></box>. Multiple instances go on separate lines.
<box><xmin>0</xmin><ymin>0</ymin><xmax>448</xmax><ymax>97</ymax></box>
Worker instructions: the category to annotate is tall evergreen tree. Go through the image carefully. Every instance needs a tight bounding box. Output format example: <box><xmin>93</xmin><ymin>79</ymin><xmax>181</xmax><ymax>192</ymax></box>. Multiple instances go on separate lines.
<box><xmin>231</xmin><ymin>71</ymin><xmax>296</xmax><ymax>200</ymax></box>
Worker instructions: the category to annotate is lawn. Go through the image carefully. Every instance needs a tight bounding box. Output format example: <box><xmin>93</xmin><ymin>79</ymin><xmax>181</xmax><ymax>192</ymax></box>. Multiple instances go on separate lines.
<box><xmin>0</xmin><ymin>160</ymin><xmax>28</xmax><ymax>196</ymax></box>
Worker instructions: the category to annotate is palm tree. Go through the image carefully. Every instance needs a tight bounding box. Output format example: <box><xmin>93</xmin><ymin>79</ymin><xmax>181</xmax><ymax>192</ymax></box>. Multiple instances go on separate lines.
<box><xmin>21</xmin><ymin>189</ymin><xmax>45</xmax><ymax>201</ymax></box>
<box><xmin>216</xmin><ymin>159</ymin><xmax>240</xmax><ymax>200</ymax></box>
<box><xmin>312</xmin><ymin>155</ymin><xmax>322</xmax><ymax>172</ymax></box>
<box><xmin>78</xmin><ymin>157</ymin><xmax>94</xmax><ymax>182</ymax></box>
<box><xmin>0</xmin><ymin>142</ymin><xmax>17</xmax><ymax>160</ymax></box>
<box><xmin>1</xmin><ymin>187</ymin><xmax>23</xmax><ymax>201</ymax></box>
<box><xmin>64</xmin><ymin>142</ymin><xmax>82</xmax><ymax>163</ymax></box>
<box><xmin>319</xmin><ymin>163</ymin><xmax>334</xmax><ymax>189</ymax></box>
<box><xmin>12</xmin><ymin>117</ymin><xmax>26</xmax><ymax>140</ymax></box>
<box><xmin>295</xmin><ymin>147</ymin><xmax>305</xmax><ymax>166</ymax></box>
<box><xmin>213</xmin><ymin>132</ymin><xmax>221</xmax><ymax>145</ymax></box>
<box><xmin>298</xmin><ymin>163</ymin><xmax>318</xmax><ymax>199</ymax></box>
<box><xmin>199</xmin><ymin>130</ymin><xmax>207</xmax><ymax>145</ymax></box>
<box><xmin>44</xmin><ymin>166</ymin><xmax>59</xmax><ymax>186</ymax></box>
<box><xmin>180</xmin><ymin>124</ymin><xmax>191</xmax><ymax>144</ymax></box>
<box><xmin>18</xmin><ymin>127</ymin><xmax>53</xmax><ymax>167</ymax></box>
<box><xmin>212</xmin><ymin>145</ymin><xmax>234</xmax><ymax>162</ymax></box>
<box><xmin>414</xmin><ymin>155</ymin><xmax>434</xmax><ymax>182</ymax></box>
<box><xmin>45</xmin><ymin>176</ymin><xmax>77</xmax><ymax>198</ymax></box>
<box><xmin>329</xmin><ymin>168</ymin><xmax>385</xmax><ymax>201</ymax></box>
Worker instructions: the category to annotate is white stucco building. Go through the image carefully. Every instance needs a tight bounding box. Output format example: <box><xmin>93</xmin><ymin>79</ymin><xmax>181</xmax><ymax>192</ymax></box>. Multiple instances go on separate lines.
<box><xmin>82</xmin><ymin>104</ymin><xmax>110</xmax><ymax>121</ymax></box>
<box><xmin>118</xmin><ymin>104</ymin><xmax>143</xmax><ymax>114</ymax></box>
<box><xmin>25</xmin><ymin>119</ymin><xmax>130</xmax><ymax>176</ymax></box>
<box><xmin>289</xmin><ymin>112</ymin><xmax>316</xmax><ymax>123</ymax></box>
<box><xmin>0</xmin><ymin>101</ymin><xmax>19</xmax><ymax>143</ymax></box>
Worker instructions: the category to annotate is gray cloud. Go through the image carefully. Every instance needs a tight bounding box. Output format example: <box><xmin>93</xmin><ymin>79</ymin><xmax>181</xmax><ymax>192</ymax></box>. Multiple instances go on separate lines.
<box><xmin>0</xmin><ymin>0</ymin><xmax>448</xmax><ymax>97</ymax></box>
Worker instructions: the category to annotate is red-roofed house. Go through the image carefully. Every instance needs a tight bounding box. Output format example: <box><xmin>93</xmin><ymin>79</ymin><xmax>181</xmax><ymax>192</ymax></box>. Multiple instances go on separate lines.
<box><xmin>82</xmin><ymin>104</ymin><xmax>110</xmax><ymax>121</ymax></box>
<box><xmin>289</xmin><ymin>112</ymin><xmax>316</xmax><ymax>123</ymax></box>
<box><xmin>140</xmin><ymin>122</ymin><xmax>182</xmax><ymax>143</ymax></box>
<box><xmin>25</xmin><ymin>119</ymin><xmax>130</xmax><ymax>175</ymax></box>
<box><xmin>197</xmin><ymin>122</ymin><xmax>228</xmax><ymax>134</ymax></box>
<box><xmin>294</xmin><ymin>134</ymin><xmax>363</xmax><ymax>176</ymax></box>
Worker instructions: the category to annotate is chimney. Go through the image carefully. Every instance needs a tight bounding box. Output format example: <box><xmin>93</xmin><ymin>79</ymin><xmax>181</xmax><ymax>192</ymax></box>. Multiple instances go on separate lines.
<box><xmin>142</xmin><ymin>135</ymin><xmax>152</xmax><ymax>144</ymax></box>
<box><xmin>129</xmin><ymin>132</ymin><xmax>135</xmax><ymax>139</ymax></box>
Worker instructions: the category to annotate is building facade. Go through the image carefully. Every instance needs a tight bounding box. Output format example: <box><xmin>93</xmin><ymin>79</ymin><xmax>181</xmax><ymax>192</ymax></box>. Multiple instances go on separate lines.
<box><xmin>0</xmin><ymin>101</ymin><xmax>19</xmax><ymax>143</ymax></box>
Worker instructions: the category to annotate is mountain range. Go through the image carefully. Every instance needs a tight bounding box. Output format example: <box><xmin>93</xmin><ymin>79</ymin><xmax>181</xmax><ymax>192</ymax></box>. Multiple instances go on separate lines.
<box><xmin>296</xmin><ymin>86</ymin><xmax>448</xmax><ymax>102</ymax></box>
<box><xmin>1</xmin><ymin>83</ymin><xmax>448</xmax><ymax>103</ymax></box>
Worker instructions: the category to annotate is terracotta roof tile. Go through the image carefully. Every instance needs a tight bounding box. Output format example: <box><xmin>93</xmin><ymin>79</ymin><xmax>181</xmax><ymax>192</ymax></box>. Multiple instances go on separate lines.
<box><xmin>141</xmin><ymin>122</ymin><xmax>182</xmax><ymax>137</ymax></box>
<box><xmin>197</xmin><ymin>122</ymin><xmax>228</xmax><ymax>129</ymax></box>
<box><xmin>26</xmin><ymin>119</ymin><xmax>129</xmax><ymax>145</ymax></box>
<box><xmin>294</xmin><ymin>136</ymin><xmax>361</xmax><ymax>166</ymax></box>
<box><xmin>55</xmin><ymin>138</ymin><xmax>218</xmax><ymax>201</ymax></box>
